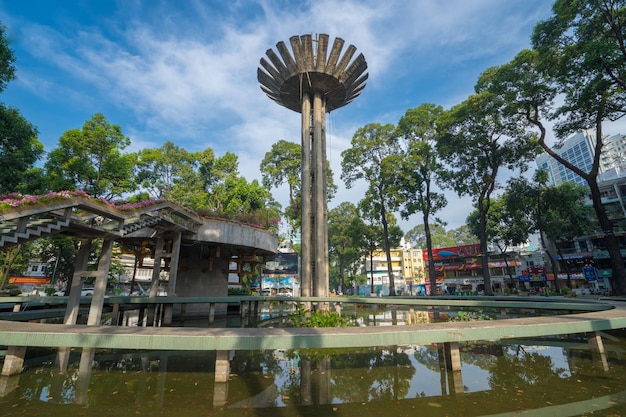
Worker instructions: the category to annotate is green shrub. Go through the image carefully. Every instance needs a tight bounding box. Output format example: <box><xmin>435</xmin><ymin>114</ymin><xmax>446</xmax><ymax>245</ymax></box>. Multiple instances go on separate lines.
<box><xmin>5</xmin><ymin>284</ymin><xmax>21</xmax><ymax>296</ymax></box>
<box><xmin>289</xmin><ymin>303</ymin><xmax>351</xmax><ymax>327</ymax></box>
<box><xmin>449</xmin><ymin>310</ymin><xmax>492</xmax><ymax>322</ymax></box>
<box><xmin>228</xmin><ymin>287</ymin><xmax>249</xmax><ymax>296</ymax></box>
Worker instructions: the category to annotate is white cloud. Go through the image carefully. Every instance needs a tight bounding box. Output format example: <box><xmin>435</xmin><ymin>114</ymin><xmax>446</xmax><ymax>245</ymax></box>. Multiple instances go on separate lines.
<box><xmin>1</xmin><ymin>0</ymin><xmax>557</xmax><ymax>234</ymax></box>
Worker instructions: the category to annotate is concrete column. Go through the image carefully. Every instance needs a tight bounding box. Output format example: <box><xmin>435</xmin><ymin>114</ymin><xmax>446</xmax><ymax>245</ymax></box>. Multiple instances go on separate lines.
<box><xmin>300</xmin><ymin>358</ymin><xmax>312</xmax><ymax>405</ymax></box>
<box><xmin>147</xmin><ymin>236</ymin><xmax>165</xmax><ymax>326</ymax></box>
<box><xmin>150</xmin><ymin>236</ymin><xmax>165</xmax><ymax>297</ymax></box>
<box><xmin>74</xmin><ymin>348</ymin><xmax>95</xmax><ymax>405</ymax></box>
<box><xmin>444</xmin><ymin>341</ymin><xmax>462</xmax><ymax>372</ymax></box>
<box><xmin>56</xmin><ymin>347</ymin><xmax>71</xmax><ymax>372</ymax></box>
<box><xmin>449</xmin><ymin>370</ymin><xmax>464</xmax><ymax>394</ymax></box>
<box><xmin>317</xmin><ymin>356</ymin><xmax>331</xmax><ymax>404</ymax></box>
<box><xmin>167</xmin><ymin>232</ymin><xmax>182</xmax><ymax>296</ymax></box>
<box><xmin>320</xmin><ymin>96</ymin><xmax>329</xmax><ymax>297</ymax></box>
<box><xmin>209</xmin><ymin>303</ymin><xmax>216</xmax><ymax>325</ymax></box>
<box><xmin>64</xmin><ymin>238</ymin><xmax>92</xmax><ymax>325</ymax></box>
<box><xmin>301</xmin><ymin>93</ymin><xmax>312</xmax><ymax>297</ymax></box>
<box><xmin>213</xmin><ymin>381</ymin><xmax>229</xmax><ymax>407</ymax></box>
<box><xmin>0</xmin><ymin>374</ymin><xmax>19</xmax><ymax>396</ymax></box>
<box><xmin>1</xmin><ymin>346</ymin><xmax>26</xmax><ymax>376</ymax></box>
<box><xmin>111</xmin><ymin>303</ymin><xmax>119</xmax><ymax>324</ymax></box>
<box><xmin>214</xmin><ymin>350</ymin><xmax>230</xmax><ymax>406</ymax></box>
<box><xmin>155</xmin><ymin>355</ymin><xmax>168</xmax><ymax>407</ymax></box>
<box><xmin>312</xmin><ymin>91</ymin><xmax>327</xmax><ymax>297</ymax></box>
<box><xmin>215</xmin><ymin>350</ymin><xmax>231</xmax><ymax>383</ymax></box>
<box><xmin>87</xmin><ymin>239</ymin><xmax>114</xmax><ymax>326</ymax></box>
<box><xmin>163</xmin><ymin>304</ymin><xmax>173</xmax><ymax>326</ymax></box>
<box><xmin>587</xmin><ymin>331</ymin><xmax>609</xmax><ymax>370</ymax></box>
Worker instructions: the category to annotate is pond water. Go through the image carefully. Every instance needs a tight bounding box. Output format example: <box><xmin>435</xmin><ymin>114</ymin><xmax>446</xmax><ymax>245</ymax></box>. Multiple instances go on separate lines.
<box><xmin>2</xmin><ymin>330</ymin><xmax>626</xmax><ymax>417</ymax></box>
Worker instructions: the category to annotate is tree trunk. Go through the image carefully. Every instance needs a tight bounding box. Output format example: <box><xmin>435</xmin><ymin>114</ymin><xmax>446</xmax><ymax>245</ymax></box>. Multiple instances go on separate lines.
<box><xmin>556</xmin><ymin>245</ymin><xmax>573</xmax><ymax>289</ymax></box>
<box><xmin>587</xmin><ymin>179</ymin><xmax>626</xmax><ymax>295</ymax></box>
<box><xmin>379</xmin><ymin>198</ymin><xmax>396</xmax><ymax>296</ymax></box>
<box><xmin>369</xmin><ymin>252</ymin><xmax>375</xmax><ymax>295</ymax></box>
<box><xmin>0</xmin><ymin>244</ymin><xmax>21</xmax><ymax>291</ymax></box>
<box><xmin>540</xmin><ymin>231</ymin><xmax>560</xmax><ymax>292</ymax></box>
<box><xmin>424</xmin><ymin>212</ymin><xmax>438</xmax><ymax>297</ymax></box>
<box><xmin>479</xmin><ymin>209</ymin><xmax>493</xmax><ymax>295</ymax></box>
<box><xmin>502</xmin><ymin>252</ymin><xmax>515</xmax><ymax>288</ymax></box>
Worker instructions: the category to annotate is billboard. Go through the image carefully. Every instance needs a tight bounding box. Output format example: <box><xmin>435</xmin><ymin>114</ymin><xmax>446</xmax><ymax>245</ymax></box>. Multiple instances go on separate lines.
<box><xmin>423</xmin><ymin>243</ymin><xmax>481</xmax><ymax>262</ymax></box>
<box><xmin>263</xmin><ymin>253</ymin><xmax>299</xmax><ymax>275</ymax></box>
<box><xmin>9</xmin><ymin>276</ymin><xmax>52</xmax><ymax>285</ymax></box>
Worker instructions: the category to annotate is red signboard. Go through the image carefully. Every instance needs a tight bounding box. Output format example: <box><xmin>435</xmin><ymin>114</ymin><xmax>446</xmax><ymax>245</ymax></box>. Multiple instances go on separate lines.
<box><xmin>423</xmin><ymin>243</ymin><xmax>481</xmax><ymax>261</ymax></box>
<box><xmin>9</xmin><ymin>276</ymin><xmax>52</xmax><ymax>285</ymax></box>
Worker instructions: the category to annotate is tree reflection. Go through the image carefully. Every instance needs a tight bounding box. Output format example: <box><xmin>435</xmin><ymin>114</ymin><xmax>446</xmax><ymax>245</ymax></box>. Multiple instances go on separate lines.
<box><xmin>229</xmin><ymin>350</ymin><xmax>283</xmax><ymax>407</ymax></box>
<box><xmin>282</xmin><ymin>346</ymin><xmax>416</xmax><ymax>404</ymax></box>
<box><xmin>489</xmin><ymin>346</ymin><xmax>568</xmax><ymax>389</ymax></box>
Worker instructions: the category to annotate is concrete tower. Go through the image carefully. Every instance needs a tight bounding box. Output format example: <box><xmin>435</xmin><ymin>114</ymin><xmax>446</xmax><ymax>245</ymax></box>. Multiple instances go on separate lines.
<box><xmin>258</xmin><ymin>34</ymin><xmax>368</xmax><ymax>297</ymax></box>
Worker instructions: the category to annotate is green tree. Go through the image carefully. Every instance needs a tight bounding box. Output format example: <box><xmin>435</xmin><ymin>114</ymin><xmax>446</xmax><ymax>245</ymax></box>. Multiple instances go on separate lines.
<box><xmin>39</xmin><ymin>236</ymin><xmax>80</xmax><ymax>293</ymax></box>
<box><xmin>467</xmin><ymin>195</ymin><xmax>531</xmax><ymax>286</ymax></box>
<box><xmin>0</xmin><ymin>23</ymin><xmax>15</xmax><ymax>93</ymax></box>
<box><xmin>328</xmin><ymin>202</ymin><xmax>366</xmax><ymax>293</ymax></box>
<box><xmin>529</xmin><ymin>0</ymin><xmax>626</xmax><ymax>293</ymax></box>
<box><xmin>260</xmin><ymin>140</ymin><xmax>301</xmax><ymax>228</ymax></box>
<box><xmin>134</xmin><ymin>141</ymin><xmax>194</xmax><ymax>200</ymax></box>
<box><xmin>540</xmin><ymin>182</ymin><xmax>594</xmax><ymax>289</ymax></box>
<box><xmin>341</xmin><ymin>123</ymin><xmax>404</xmax><ymax>295</ymax></box>
<box><xmin>438</xmin><ymin>90</ymin><xmax>539</xmax><ymax>296</ymax></box>
<box><xmin>405</xmin><ymin>223</ymin><xmax>455</xmax><ymax>249</ymax></box>
<box><xmin>0</xmin><ymin>23</ymin><xmax>44</xmax><ymax>194</ymax></box>
<box><xmin>396</xmin><ymin>103</ymin><xmax>448</xmax><ymax>295</ymax></box>
<box><xmin>45</xmin><ymin>113</ymin><xmax>136</xmax><ymax>199</ymax></box>
<box><xmin>260</xmin><ymin>139</ymin><xmax>338</xmax><ymax>230</ymax></box>
<box><xmin>506</xmin><ymin>172</ymin><xmax>594</xmax><ymax>290</ymax></box>
<box><xmin>354</xmin><ymin>207</ymin><xmax>384</xmax><ymax>295</ymax></box>
<box><xmin>448</xmin><ymin>225</ymin><xmax>476</xmax><ymax>245</ymax></box>
<box><xmin>0</xmin><ymin>243</ymin><xmax>39</xmax><ymax>291</ymax></box>
<box><xmin>0</xmin><ymin>104</ymin><xmax>44</xmax><ymax>194</ymax></box>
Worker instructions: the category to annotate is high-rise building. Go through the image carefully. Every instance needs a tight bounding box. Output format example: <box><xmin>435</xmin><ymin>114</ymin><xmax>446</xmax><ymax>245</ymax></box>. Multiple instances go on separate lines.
<box><xmin>534</xmin><ymin>129</ymin><xmax>626</xmax><ymax>294</ymax></box>
<box><xmin>536</xmin><ymin>130</ymin><xmax>626</xmax><ymax>186</ymax></box>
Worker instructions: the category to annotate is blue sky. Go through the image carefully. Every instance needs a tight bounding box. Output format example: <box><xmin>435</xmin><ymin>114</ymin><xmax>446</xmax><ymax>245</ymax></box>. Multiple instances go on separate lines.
<box><xmin>0</xmin><ymin>0</ymin><xmax>556</xmax><ymax>231</ymax></box>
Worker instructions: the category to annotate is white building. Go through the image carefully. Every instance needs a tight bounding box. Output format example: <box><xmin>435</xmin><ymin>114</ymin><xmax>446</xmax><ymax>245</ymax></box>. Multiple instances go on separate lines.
<box><xmin>536</xmin><ymin>130</ymin><xmax>626</xmax><ymax>186</ymax></box>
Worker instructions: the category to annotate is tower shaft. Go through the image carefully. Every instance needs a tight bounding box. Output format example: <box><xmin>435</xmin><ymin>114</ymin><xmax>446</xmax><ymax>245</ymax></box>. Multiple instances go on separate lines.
<box><xmin>258</xmin><ymin>34</ymin><xmax>367</xmax><ymax>298</ymax></box>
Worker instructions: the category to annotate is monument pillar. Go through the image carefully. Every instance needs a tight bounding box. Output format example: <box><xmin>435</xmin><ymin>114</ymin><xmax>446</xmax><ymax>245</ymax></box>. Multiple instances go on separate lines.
<box><xmin>258</xmin><ymin>34</ymin><xmax>368</xmax><ymax>298</ymax></box>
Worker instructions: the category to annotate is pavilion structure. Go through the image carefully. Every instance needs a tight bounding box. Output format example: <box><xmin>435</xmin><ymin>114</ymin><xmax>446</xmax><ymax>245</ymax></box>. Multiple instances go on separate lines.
<box><xmin>257</xmin><ymin>34</ymin><xmax>368</xmax><ymax>297</ymax></box>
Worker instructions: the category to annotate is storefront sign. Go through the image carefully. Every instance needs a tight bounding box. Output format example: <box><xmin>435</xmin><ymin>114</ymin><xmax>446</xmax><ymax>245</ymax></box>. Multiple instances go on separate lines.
<box><xmin>9</xmin><ymin>276</ymin><xmax>51</xmax><ymax>285</ymax></box>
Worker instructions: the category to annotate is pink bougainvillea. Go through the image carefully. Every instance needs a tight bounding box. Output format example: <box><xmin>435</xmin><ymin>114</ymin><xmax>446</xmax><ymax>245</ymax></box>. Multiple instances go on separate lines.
<box><xmin>0</xmin><ymin>191</ymin><xmax>278</xmax><ymax>232</ymax></box>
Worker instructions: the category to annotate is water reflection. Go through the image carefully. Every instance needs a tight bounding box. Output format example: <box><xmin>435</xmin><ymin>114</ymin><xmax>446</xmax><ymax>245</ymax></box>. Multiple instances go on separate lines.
<box><xmin>2</xmin><ymin>333</ymin><xmax>626</xmax><ymax>416</ymax></box>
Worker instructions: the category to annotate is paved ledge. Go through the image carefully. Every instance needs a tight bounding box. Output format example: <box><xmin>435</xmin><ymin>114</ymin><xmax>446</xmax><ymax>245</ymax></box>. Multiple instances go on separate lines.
<box><xmin>0</xmin><ymin>294</ymin><xmax>613</xmax><ymax>310</ymax></box>
<box><xmin>1</xmin><ymin>299</ymin><xmax>625</xmax><ymax>351</ymax></box>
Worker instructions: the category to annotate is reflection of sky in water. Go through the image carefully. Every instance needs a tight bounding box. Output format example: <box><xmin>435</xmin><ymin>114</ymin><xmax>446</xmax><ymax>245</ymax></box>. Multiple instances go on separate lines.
<box><xmin>39</xmin><ymin>386</ymin><xmax>49</xmax><ymax>402</ymax></box>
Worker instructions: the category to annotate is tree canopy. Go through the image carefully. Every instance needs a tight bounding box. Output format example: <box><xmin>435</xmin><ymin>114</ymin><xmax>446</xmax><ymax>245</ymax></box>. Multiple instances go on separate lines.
<box><xmin>396</xmin><ymin>103</ymin><xmax>448</xmax><ymax>295</ymax></box>
<box><xmin>0</xmin><ymin>23</ymin><xmax>44</xmax><ymax>194</ymax></box>
<box><xmin>342</xmin><ymin>123</ymin><xmax>404</xmax><ymax>295</ymax></box>
<box><xmin>45</xmin><ymin>113</ymin><xmax>136</xmax><ymax>199</ymax></box>
<box><xmin>438</xmin><ymin>88</ymin><xmax>540</xmax><ymax>295</ymax></box>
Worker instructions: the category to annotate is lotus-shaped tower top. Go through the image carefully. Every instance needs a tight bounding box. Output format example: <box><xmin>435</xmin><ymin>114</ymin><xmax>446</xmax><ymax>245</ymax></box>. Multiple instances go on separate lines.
<box><xmin>257</xmin><ymin>34</ymin><xmax>368</xmax><ymax>113</ymax></box>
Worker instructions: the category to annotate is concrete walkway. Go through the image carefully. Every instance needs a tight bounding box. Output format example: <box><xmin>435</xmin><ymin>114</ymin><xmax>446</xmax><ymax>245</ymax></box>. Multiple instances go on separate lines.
<box><xmin>1</xmin><ymin>298</ymin><xmax>625</xmax><ymax>351</ymax></box>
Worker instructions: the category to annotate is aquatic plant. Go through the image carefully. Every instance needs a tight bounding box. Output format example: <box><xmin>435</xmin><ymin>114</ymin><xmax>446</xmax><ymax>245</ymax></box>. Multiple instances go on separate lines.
<box><xmin>289</xmin><ymin>303</ymin><xmax>352</xmax><ymax>328</ymax></box>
